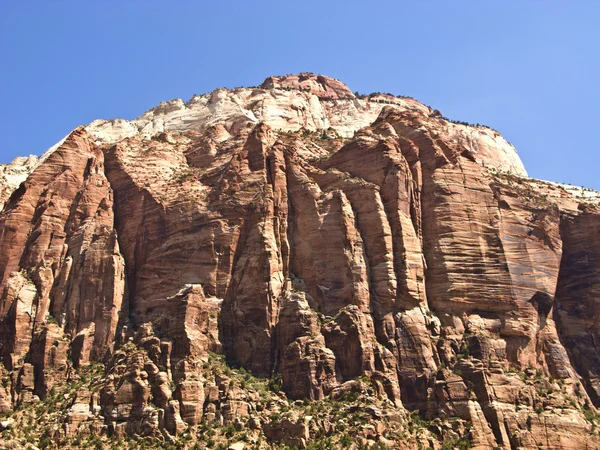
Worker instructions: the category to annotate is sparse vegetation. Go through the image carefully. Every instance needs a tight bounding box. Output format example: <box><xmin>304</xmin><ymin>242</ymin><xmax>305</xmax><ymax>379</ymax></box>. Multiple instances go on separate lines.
<box><xmin>0</xmin><ymin>342</ymin><xmax>475</xmax><ymax>448</ymax></box>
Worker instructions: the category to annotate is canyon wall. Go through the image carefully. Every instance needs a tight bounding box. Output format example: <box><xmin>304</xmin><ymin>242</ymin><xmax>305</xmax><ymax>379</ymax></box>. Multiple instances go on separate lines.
<box><xmin>0</xmin><ymin>74</ymin><xmax>599</xmax><ymax>449</ymax></box>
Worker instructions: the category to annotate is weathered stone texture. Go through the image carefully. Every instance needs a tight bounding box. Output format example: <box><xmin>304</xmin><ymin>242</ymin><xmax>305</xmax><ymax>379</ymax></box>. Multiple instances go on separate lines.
<box><xmin>1</xmin><ymin>74</ymin><xmax>599</xmax><ymax>449</ymax></box>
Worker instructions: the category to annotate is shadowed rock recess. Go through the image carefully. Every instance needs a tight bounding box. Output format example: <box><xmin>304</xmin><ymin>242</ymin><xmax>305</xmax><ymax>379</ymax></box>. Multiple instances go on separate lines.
<box><xmin>1</xmin><ymin>74</ymin><xmax>599</xmax><ymax>449</ymax></box>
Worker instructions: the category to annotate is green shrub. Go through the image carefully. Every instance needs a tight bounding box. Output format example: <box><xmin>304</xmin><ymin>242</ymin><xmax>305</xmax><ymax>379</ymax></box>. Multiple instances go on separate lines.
<box><xmin>339</xmin><ymin>434</ymin><xmax>353</xmax><ymax>446</ymax></box>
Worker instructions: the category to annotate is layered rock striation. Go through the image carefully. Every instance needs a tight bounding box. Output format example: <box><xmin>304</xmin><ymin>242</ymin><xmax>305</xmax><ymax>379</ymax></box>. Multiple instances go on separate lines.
<box><xmin>0</xmin><ymin>155</ymin><xmax>39</xmax><ymax>211</ymax></box>
<box><xmin>0</xmin><ymin>73</ymin><xmax>599</xmax><ymax>449</ymax></box>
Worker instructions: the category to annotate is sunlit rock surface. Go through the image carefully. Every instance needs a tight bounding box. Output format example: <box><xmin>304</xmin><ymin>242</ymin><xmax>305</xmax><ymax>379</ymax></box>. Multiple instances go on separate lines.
<box><xmin>1</xmin><ymin>74</ymin><xmax>599</xmax><ymax>449</ymax></box>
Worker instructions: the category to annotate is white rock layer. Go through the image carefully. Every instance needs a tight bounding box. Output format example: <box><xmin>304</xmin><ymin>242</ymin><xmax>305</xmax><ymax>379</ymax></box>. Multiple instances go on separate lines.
<box><xmin>0</xmin><ymin>155</ymin><xmax>39</xmax><ymax>210</ymax></box>
<box><xmin>82</xmin><ymin>75</ymin><xmax>527</xmax><ymax>177</ymax></box>
<box><xmin>3</xmin><ymin>74</ymin><xmax>529</xmax><ymax>207</ymax></box>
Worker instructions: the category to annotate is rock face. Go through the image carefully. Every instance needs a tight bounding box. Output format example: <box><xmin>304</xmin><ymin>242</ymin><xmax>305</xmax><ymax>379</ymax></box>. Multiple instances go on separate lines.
<box><xmin>0</xmin><ymin>155</ymin><xmax>38</xmax><ymax>211</ymax></box>
<box><xmin>0</xmin><ymin>73</ymin><xmax>599</xmax><ymax>449</ymax></box>
<box><xmin>84</xmin><ymin>72</ymin><xmax>527</xmax><ymax>177</ymax></box>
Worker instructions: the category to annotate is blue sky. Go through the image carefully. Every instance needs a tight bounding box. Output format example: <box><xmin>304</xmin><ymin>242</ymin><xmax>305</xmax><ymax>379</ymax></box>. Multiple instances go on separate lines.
<box><xmin>1</xmin><ymin>1</ymin><xmax>599</xmax><ymax>188</ymax></box>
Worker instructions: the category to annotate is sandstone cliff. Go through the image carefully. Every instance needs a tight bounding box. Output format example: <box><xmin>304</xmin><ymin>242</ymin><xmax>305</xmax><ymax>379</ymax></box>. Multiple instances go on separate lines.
<box><xmin>0</xmin><ymin>155</ymin><xmax>38</xmax><ymax>211</ymax></box>
<box><xmin>0</xmin><ymin>73</ymin><xmax>599</xmax><ymax>450</ymax></box>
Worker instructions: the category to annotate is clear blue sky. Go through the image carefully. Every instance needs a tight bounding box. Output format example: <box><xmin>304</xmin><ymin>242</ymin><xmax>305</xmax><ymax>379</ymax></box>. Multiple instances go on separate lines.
<box><xmin>1</xmin><ymin>1</ymin><xmax>599</xmax><ymax>188</ymax></box>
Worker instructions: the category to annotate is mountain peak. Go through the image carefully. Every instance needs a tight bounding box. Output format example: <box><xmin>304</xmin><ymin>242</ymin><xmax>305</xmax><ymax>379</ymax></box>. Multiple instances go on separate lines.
<box><xmin>2</xmin><ymin>72</ymin><xmax>600</xmax><ymax>449</ymax></box>
<box><xmin>260</xmin><ymin>73</ymin><xmax>354</xmax><ymax>99</ymax></box>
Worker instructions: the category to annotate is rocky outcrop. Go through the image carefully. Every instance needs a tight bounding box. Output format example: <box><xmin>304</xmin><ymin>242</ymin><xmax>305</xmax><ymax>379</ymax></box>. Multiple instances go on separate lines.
<box><xmin>0</xmin><ymin>155</ymin><xmax>38</xmax><ymax>211</ymax></box>
<box><xmin>0</xmin><ymin>129</ymin><xmax>125</xmax><ymax>379</ymax></box>
<box><xmin>278</xmin><ymin>292</ymin><xmax>337</xmax><ymax>400</ymax></box>
<box><xmin>0</xmin><ymin>74</ymin><xmax>599</xmax><ymax>449</ymax></box>
<box><xmin>81</xmin><ymin>73</ymin><xmax>527</xmax><ymax>177</ymax></box>
<box><xmin>555</xmin><ymin>212</ymin><xmax>600</xmax><ymax>403</ymax></box>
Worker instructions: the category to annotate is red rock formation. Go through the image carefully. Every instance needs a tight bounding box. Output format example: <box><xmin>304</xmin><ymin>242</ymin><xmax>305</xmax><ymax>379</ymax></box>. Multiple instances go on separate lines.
<box><xmin>0</xmin><ymin>74</ymin><xmax>599</xmax><ymax>449</ymax></box>
<box><xmin>261</xmin><ymin>73</ymin><xmax>355</xmax><ymax>99</ymax></box>
<box><xmin>0</xmin><ymin>129</ymin><xmax>125</xmax><ymax>376</ymax></box>
<box><xmin>555</xmin><ymin>211</ymin><xmax>600</xmax><ymax>402</ymax></box>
